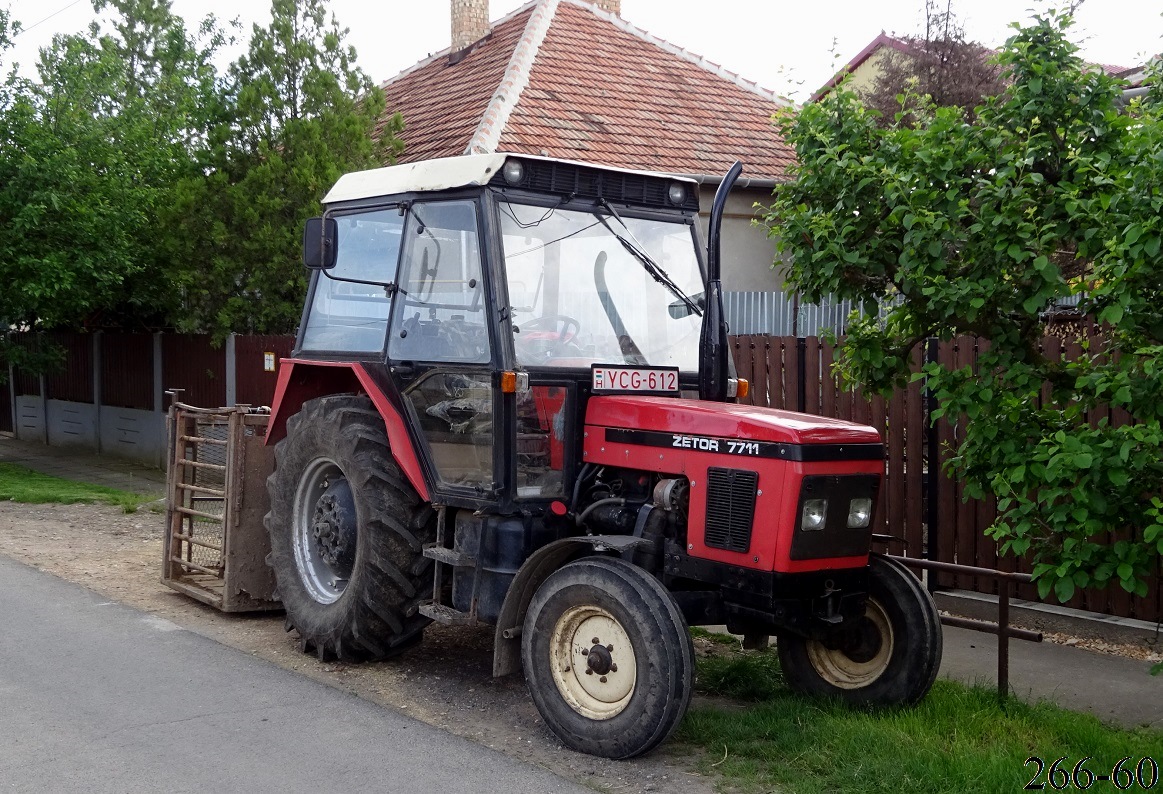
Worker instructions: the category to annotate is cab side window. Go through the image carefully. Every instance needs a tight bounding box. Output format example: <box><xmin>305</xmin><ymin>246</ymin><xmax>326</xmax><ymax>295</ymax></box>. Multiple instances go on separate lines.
<box><xmin>388</xmin><ymin>200</ymin><xmax>490</xmax><ymax>363</ymax></box>
<box><xmin>300</xmin><ymin>209</ymin><xmax>402</xmax><ymax>353</ymax></box>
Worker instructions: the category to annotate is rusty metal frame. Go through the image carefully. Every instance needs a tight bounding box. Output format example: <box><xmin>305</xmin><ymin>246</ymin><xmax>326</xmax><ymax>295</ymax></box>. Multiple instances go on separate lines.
<box><xmin>163</xmin><ymin>402</ymin><xmax>280</xmax><ymax>612</ymax></box>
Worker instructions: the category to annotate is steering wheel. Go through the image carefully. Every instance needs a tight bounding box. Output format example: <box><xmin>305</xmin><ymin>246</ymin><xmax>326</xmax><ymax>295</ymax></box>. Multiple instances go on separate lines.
<box><xmin>519</xmin><ymin>314</ymin><xmax>580</xmax><ymax>344</ymax></box>
<box><xmin>516</xmin><ymin>313</ymin><xmax>581</xmax><ymax>358</ymax></box>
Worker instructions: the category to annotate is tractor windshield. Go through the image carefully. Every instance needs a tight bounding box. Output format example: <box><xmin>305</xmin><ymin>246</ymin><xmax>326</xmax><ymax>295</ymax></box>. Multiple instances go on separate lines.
<box><xmin>500</xmin><ymin>200</ymin><xmax>704</xmax><ymax>371</ymax></box>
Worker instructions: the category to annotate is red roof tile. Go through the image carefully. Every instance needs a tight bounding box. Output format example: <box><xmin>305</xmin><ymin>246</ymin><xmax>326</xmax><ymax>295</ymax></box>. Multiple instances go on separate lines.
<box><xmin>380</xmin><ymin>7</ymin><xmax>533</xmax><ymax>164</ymax></box>
<box><xmin>378</xmin><ymin>0</ymin><xmax>793</xmax><ymax>181</ymax></box>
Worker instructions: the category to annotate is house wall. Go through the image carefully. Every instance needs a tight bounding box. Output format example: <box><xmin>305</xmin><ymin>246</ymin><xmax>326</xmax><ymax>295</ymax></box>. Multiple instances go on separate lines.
<box><xmin>843</xmin><ymin>45</ymin><xmax>894</xmax><ymax>96</ymax></box>
<box><xmin>695</xmin><ymin>185</ymin><xmax>785</xmax><ymax>293</ymax></box>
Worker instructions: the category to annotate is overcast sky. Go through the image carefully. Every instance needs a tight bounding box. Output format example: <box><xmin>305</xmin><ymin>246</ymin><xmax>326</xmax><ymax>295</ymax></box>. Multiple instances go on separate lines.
<box><xmin>4</xmin><ymin>0</ymin><xmax>1161</xmax><ymax>101</ymax></box>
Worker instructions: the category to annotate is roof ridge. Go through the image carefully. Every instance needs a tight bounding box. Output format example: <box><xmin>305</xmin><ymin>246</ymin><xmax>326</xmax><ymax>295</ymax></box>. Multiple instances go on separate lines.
<box><xmin>464</xmin><ymin>0</ymin><xmax>561</xmax><ymax>155</ymax></box>
<box><xmin>379</xmin><ymin>1</ymin><xmax>541</xmax><ymax>89</ymax></box>
<box><xmin>562</xmin><ymin>0</ymin><xmax>791</xmax><ymax>107</ymax></box>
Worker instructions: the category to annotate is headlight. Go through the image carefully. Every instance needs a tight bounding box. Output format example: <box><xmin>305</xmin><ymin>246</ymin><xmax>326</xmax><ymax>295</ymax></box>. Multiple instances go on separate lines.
<box><xmin>502</xmin><ymin>159</ymin><xmax>525</xmax><ymax>185</ymax></box>
<box><xmin>801</xmin><ymin>499</ymin><xmax>828</xmax><ymax>531</ymax></box>
<box><xmin>847</xmin><ymin>498</ymin><xmax>873</xmax><ymax>528</ymax></box>
<box><xmin>667</xmin><ymin>182</ymin><xmax>687</xmax><ymax>205</ymax></box>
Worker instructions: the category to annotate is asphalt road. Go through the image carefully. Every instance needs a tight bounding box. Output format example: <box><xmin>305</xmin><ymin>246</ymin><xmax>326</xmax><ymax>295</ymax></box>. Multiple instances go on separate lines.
<box><xmin>0</xmin><ymin>555</ymin><xmax>586</xmax><ymax>793</ymax></box>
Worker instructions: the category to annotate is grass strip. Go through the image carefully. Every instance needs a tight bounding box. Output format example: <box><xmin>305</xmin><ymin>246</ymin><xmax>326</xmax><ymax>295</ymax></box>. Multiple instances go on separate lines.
<box><xmin>0</xmin><ymin>462</ymin><xmax>148</xmax><ymax>512</ymax></box>
<box><xmin>682</xmin><ymin>634</ymin><xmax>1163</xmax><ymax>793</ymax></box>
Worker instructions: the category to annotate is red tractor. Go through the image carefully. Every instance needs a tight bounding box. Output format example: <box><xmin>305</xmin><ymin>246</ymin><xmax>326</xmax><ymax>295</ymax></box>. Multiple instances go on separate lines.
<box><xmin>264</xmin><ymin>154</ymin><xmax>942</xmax><ymax>759</ymax></box>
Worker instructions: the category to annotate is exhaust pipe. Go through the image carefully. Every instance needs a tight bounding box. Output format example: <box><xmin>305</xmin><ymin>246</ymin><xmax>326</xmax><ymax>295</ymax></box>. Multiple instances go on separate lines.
<box><xmin>698</xmin><ymin>161</ymin><xmax>743</xmax><ymax>402</ymax></box>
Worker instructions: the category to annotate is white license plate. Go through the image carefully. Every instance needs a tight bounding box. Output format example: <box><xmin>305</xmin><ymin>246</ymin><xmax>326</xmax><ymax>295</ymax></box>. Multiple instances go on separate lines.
<box><xmin>591</xmin><ymin>366</ymin><xmax>679</xmax><ymax>394</ymax></box>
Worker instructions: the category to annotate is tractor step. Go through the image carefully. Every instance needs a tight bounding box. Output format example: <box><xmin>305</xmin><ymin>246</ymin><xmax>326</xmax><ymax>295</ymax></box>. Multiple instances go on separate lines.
<box><xmin>422</xmin><ymin>544</ymin><xmax>475</xmax><ymax>568</ymax></box>
<box><xmin>419</xmin><ymin>602</ymin><xmax>477</xmax><ymax>626</ymax></box>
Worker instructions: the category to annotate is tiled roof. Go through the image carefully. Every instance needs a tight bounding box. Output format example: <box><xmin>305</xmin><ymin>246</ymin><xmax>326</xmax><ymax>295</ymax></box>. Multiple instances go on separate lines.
<box><xmin>1112</xmin><ymin>63</ymin><xmax>1149</xmax><ymax>87</ymax></box>
<box><xmin>379</xmin><ymin>0</ymin><xmax>794</xmax><ymax>181</ymax></box>
<box><xmin>379</xmin><ymin>7</ymin><xmax>532</xmax><ymax>164</ymax></box>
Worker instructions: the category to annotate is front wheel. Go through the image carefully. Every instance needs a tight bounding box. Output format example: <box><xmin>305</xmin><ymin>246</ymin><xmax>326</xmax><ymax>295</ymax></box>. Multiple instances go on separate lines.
<box><xmin>777</xmin><ymin>553</ymin><xmax>942</xmax><ymax>706</ymax></box>
<box><xmin>521</xmin><ymin>557</ymin><xmax>694</xmax><ymax>759</ymax></box>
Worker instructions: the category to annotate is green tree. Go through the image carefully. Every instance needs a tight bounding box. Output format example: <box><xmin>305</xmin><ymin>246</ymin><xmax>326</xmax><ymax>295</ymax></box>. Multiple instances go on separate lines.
<box><xmin>767</xmin><ymin>12</ymin><xmax>1163</xmax><ymax>603</ymax></box>
<box><xmin>0</xmin><ymin>0</ymin><xmax>224</xmax><ymax>342</ymax></box>
<box><xmin>170</xmin><ymin>0</ymin><xmax>402</xmax><ymax>338</ymax></box>
<box><xmin>859</xmin><ymin>0</ymin><xmax>1004</xmax><ymax>124</ymax></box>
<box><xmin>0</xmin><ymin>7</ymin><xmax>16</xmax><ymax>61</ymax></box>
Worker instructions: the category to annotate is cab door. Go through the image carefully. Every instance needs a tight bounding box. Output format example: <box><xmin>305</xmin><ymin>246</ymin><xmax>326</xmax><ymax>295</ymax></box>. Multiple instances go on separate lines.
<box><xmin>387</xmin><ymin>199</ymin><xmax>499</xmax><ymax>501</ymax></box>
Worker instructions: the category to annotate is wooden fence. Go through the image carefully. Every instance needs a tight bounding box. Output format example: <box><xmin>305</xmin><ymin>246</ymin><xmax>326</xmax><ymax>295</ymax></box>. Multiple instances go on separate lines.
<box><xmin>4</xmin><ymin>330</ymin><xmax>1159</xmax><ymax>623</ymax></box>
<box><xmin>7</xmin><ymin>333</ymin><xmax>293</xmax><ymax>412</ymax></box>
<box><xmin>0</xmin><ymin>376</ymin><xmax>10</xmax><ymax>433</ymax></box>
<box><xmin>5</xmin><ymin>333</ymin><xmax>296</xmax><ymax>466</ymax></box>
<box><xmin>732</xmin><ymin>334</ymin><xmax>1161</xmax><ymax>625</ymax></box>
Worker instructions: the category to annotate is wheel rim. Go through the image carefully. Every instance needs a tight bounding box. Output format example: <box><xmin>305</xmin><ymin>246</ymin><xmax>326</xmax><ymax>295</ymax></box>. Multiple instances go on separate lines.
<box><xmin>805</xmin><ymin>598</ymin><xmax>894</xmax><ymax>689</ymax></box>
<box><xmin>292</xmin><ymin>457</ymin><xmax>357</xmax><ymax>604</ymax></box>
<box><xmin>549</xmin><ymin>605</ymin><xmax>638</xmax><ymax>720</ymax></box>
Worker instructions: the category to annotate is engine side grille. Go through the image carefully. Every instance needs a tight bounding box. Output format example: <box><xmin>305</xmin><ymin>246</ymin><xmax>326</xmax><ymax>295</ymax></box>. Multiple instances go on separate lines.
<box><xmin>703</xmin><ymin>467</ymin><xmax>758</xmax><ymax>553</ymax></box>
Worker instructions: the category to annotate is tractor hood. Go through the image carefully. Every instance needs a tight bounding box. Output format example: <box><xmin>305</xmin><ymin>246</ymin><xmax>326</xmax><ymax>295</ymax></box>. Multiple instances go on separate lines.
<box><xmin>585</xmin><ymin>396</ymin><xmax>881</xmax><ymax>446</ymax></box>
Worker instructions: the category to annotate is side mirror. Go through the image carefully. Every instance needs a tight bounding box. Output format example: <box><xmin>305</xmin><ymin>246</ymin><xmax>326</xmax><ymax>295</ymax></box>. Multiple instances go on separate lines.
<box><xmin>668</xmin><ymin>292</ymin><xmax>705</xmax><ymax>319</ymax></box>
<box><xmin>302</xmin><ymin>217</ymin><xmax>338</xmax><ymax>269</ymax></box>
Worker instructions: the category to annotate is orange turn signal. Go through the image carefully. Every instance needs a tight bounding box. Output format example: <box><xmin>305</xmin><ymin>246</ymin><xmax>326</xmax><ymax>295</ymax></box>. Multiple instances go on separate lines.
<box><xmin>736</xmin><ymin>378</ymin><xmax>750</xmax><ymax>400</ymax></box>
<box><xmin>500</xmin><ymin>371</ymin><xmax>517</xmax><ymax>393</ymax></box>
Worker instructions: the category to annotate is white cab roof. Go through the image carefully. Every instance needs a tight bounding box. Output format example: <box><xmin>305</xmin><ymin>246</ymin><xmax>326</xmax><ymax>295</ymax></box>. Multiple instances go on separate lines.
<box><xmin>322</xmin><ymin>153</ymin><xmax>697</xmax><ymax>205</ymax></box>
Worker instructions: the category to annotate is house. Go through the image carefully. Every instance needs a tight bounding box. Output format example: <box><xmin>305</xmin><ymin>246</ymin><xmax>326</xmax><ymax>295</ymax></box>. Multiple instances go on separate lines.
<box><xmin>375</xmin><ymin>0</ymin><xmax>795</xmax><ymax>309</ymax></box>
<box><xmin>811</xmin><ymin>32</ymin><xmax>913</xmax><ymax>103</ymax></box>
<box><xmin>1115</xmin><ymin>62</ymin><xmax>1157</xmax><ymax>104</ymax></box>
<box><xmin>814</xmin><ymin>29</ymin><xmax>1128</xmax><ymax>104</ymax></box>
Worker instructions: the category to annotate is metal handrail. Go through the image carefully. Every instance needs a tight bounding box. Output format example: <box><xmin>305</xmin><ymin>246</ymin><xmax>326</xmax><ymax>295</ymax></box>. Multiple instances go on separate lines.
<box><xmin>888</xmin><ymin>555</ymin><xmax>1043</xmax><ymax>699</ymax></box>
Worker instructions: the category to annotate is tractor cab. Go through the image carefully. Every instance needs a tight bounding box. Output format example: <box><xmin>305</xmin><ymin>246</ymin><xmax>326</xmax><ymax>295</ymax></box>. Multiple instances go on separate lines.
<box><xmin>265</xmin><ymin>154</ymin><xmax>942</xmax><ymax>760</ymax></box>
<box><xmin>292</xmin><ymin>154</ymin><xmax>728</xmax><ymax>511</ymax></box>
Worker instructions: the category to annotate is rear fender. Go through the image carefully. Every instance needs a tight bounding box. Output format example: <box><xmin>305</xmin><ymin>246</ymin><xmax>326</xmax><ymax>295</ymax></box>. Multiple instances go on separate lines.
<box><xmin>491</xmin><ymin>535</ymin><xmax>652</xmax><ymax>677</ymax></box>
<box><xmin>266</xmin><ymin>359</ymin><xmax>430</xmax><ymax>501</ymax></box>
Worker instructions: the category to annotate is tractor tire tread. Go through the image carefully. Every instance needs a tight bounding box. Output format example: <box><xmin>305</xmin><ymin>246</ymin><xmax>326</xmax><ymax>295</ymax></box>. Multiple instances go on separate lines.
<box><xmin>265</xmin><ymin>394</ymin><xmax>436</xmax><ymax>663</ymax></box>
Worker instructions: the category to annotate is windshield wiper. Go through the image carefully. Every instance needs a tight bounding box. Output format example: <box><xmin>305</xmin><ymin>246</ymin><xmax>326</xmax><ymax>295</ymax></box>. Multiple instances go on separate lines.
<box><xmin>594</xmin><ymin>199</ymin><xmax>702</xmax><ymax>317</ymax></box>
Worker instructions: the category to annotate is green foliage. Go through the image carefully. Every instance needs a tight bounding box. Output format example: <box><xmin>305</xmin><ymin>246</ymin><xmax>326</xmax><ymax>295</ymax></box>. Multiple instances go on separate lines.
<box><xmin>694</xmin><ymin>644</ymin><xmax>785</xmax><ymax>701</ymax></box>
<box><xmin>168</xmin><ymin>0</ymin><xmax>401</xmax><ymax>338</ymax></box>
<box><xmin>679</xmin><ymin>677</ymin><xmax>1163</xmax><ymax>794</ymax></box>
<box><xmin>0</xmin><ymin>0</ymin><xmax>395</xmax><ymax>352</ymax></box>
<box><xmin>0</xmin><ymin>8</ymin><xmax>17</xmax><ymax>60</ymax></box>
<box><xmin>767</xmin><ymin>13</ymin><xmax>1163</xmax><ymax>600</ymax></box>
<box><xmin>0</xmin><ymin>0</ymin><xmax>224</xmax><ymax>345</ymax></box>
<box><xmin>0</xmin><ymin>462</ymin><xmax>148</xmax><ymax>512</ymax></box>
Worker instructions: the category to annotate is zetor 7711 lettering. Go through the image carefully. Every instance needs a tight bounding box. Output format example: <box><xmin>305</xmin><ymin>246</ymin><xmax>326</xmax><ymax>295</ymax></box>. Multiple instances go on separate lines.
<box><xmin>261</xmin><ymin>154</ymin><xmax>941</xmax><ymax>760</ymax></box>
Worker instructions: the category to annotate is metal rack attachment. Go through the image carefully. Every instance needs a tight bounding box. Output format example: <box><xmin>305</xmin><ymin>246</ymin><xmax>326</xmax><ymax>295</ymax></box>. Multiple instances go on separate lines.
<box><xmin>163</xmin><ymin>402</ymin><xmax>279</xmax><ymax>612</ymax></box>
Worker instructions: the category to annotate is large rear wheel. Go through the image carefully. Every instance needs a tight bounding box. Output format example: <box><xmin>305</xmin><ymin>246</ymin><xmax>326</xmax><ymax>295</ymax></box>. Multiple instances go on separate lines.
<box><xmin>521</xmin><ymin>556</ymin><xmax>694</xmax><ymax>759</ymax></box>
<box><xmin>265</xmin><ymin>395</ymin><xmax>436</xmax><ymax>661</ymax></box>
<box><xmin>777</xmin><ymin>553</ymin><xmax>942</xmax><ymax>706</ymax></box>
